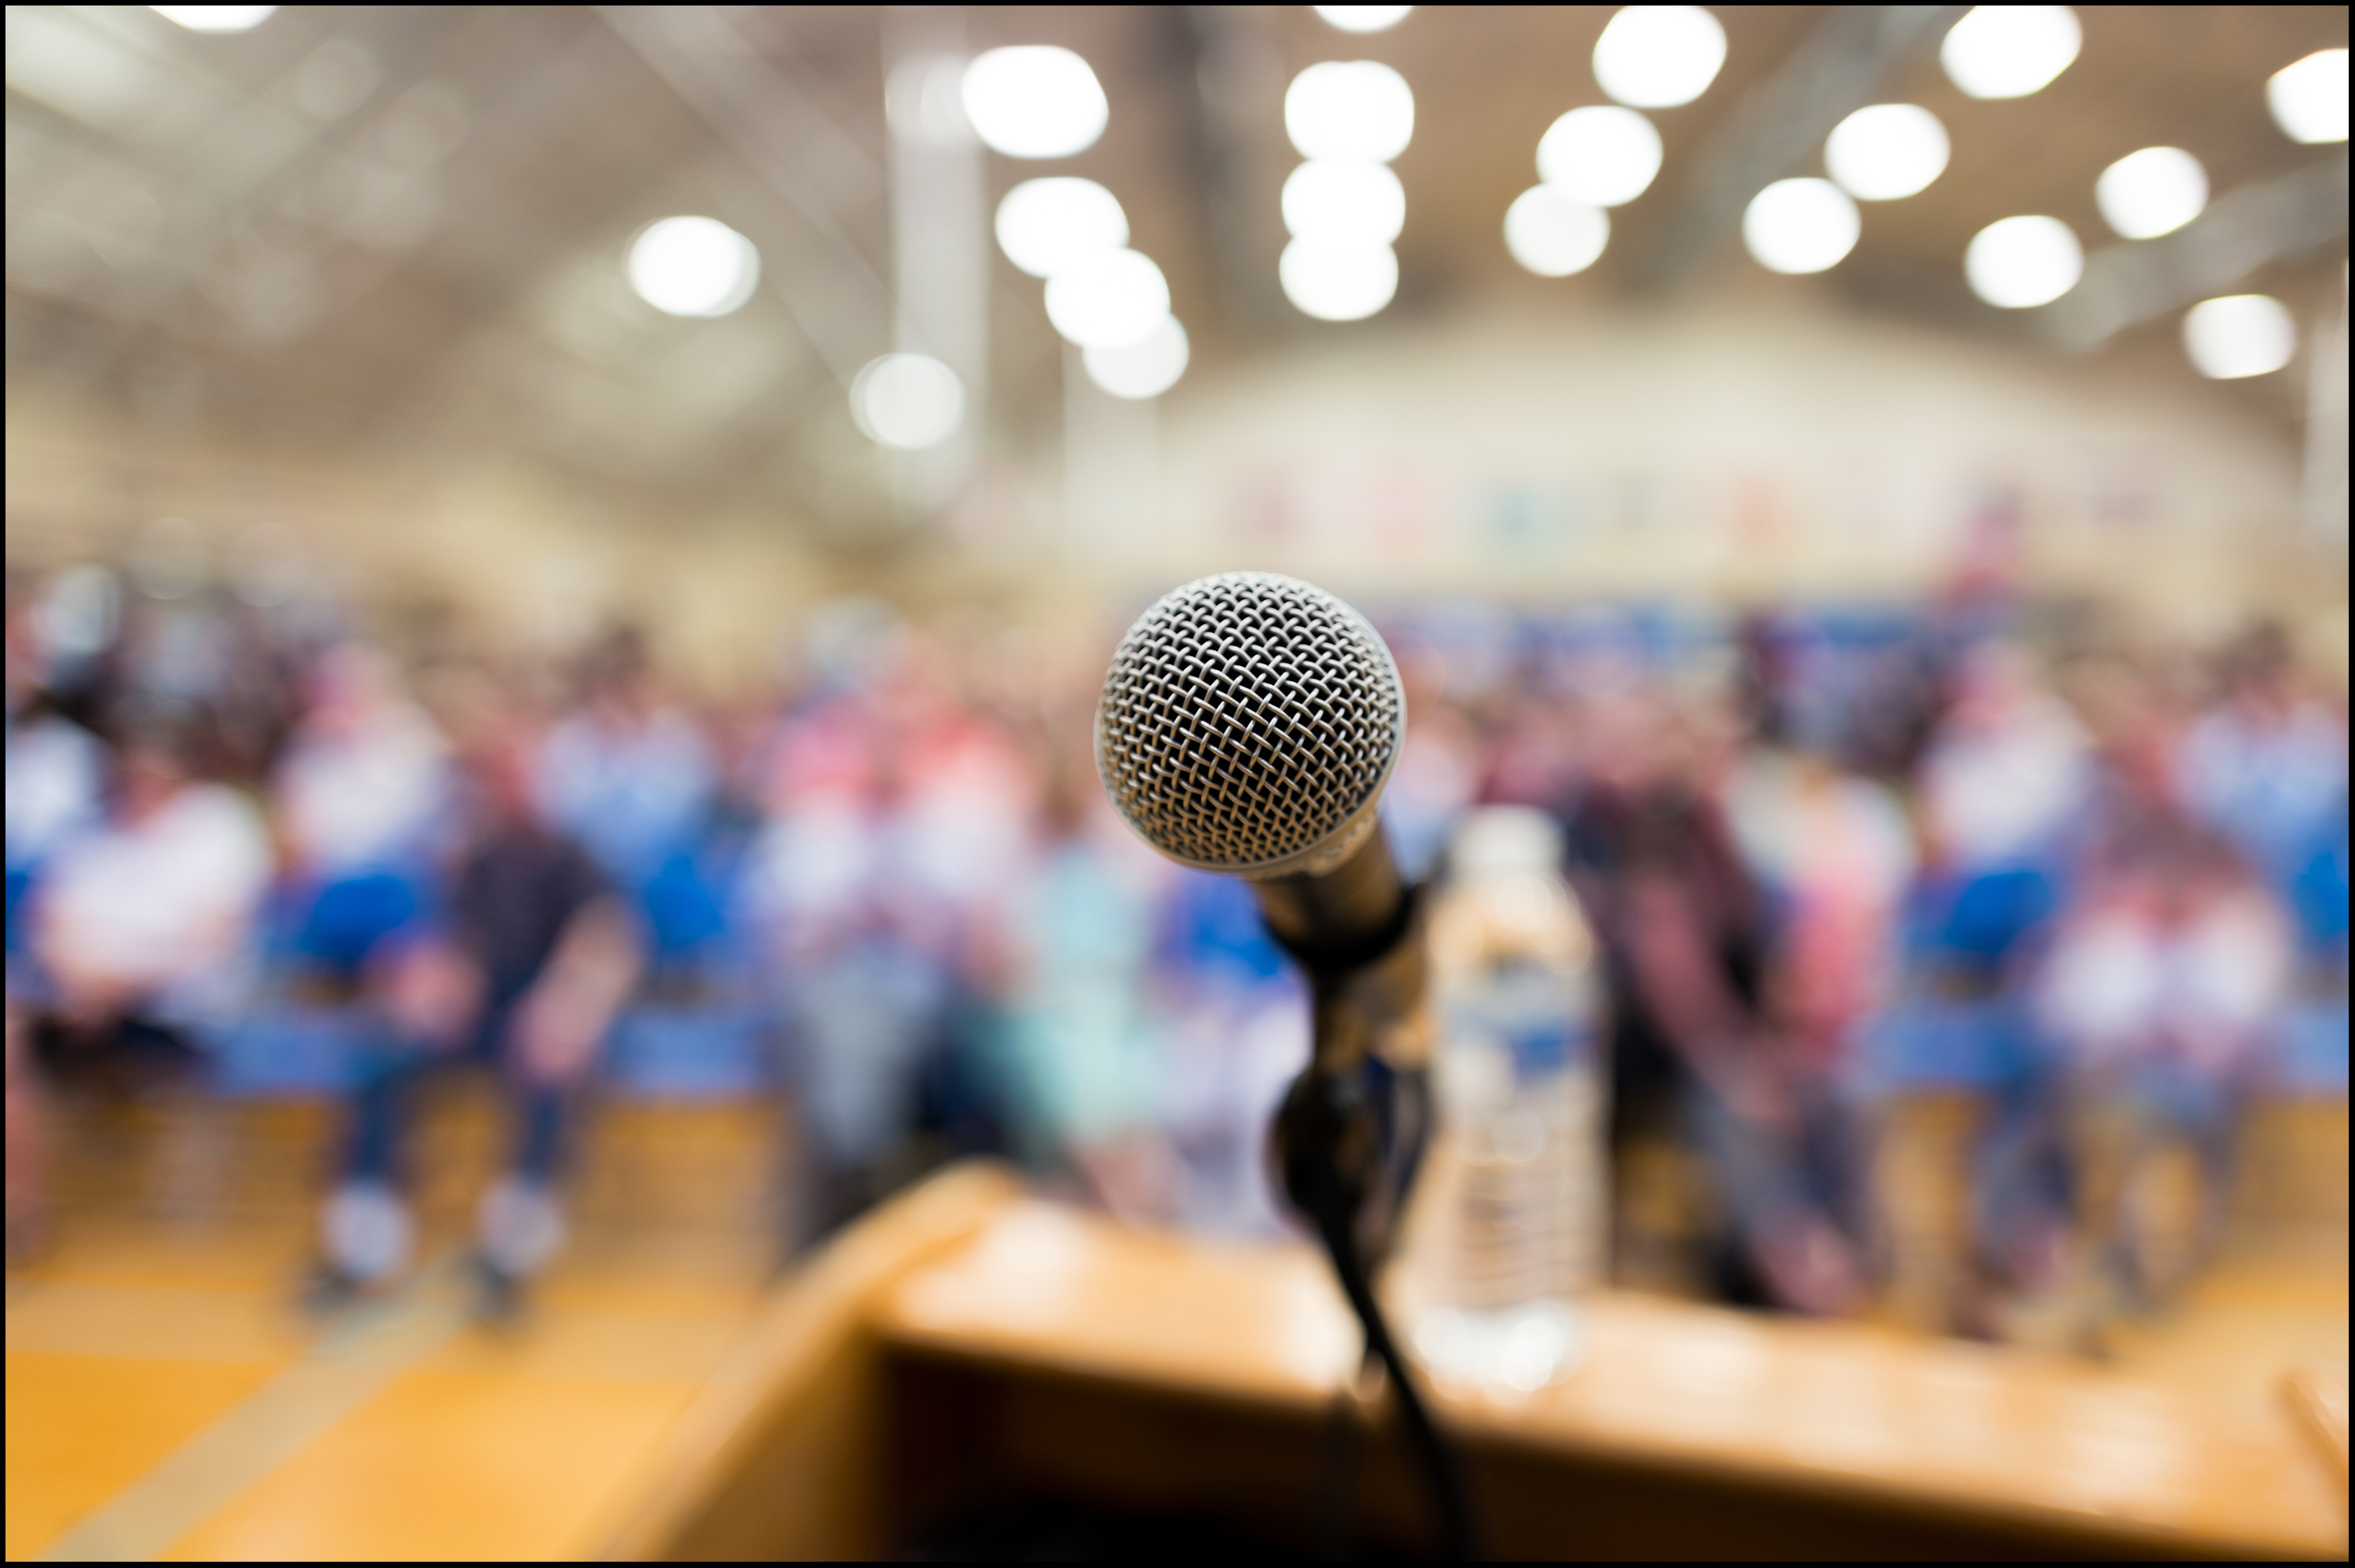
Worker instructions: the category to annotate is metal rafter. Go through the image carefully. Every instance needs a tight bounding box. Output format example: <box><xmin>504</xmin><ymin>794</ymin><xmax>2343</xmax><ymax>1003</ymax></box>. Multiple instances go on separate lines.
<box><xmin>2038</xmin><ymin>150</ymin><xmax>2351</xmax><ymax>350</ymax></box>
<box><xmin>596</xmin><ymin>4</ymin><xmax>892</xmax><ymax>390</ymax></box>
<box><xmin>1639</xmin><ymin>4</ymin><xmax>1966</xmax><ymax>296</ymax></box>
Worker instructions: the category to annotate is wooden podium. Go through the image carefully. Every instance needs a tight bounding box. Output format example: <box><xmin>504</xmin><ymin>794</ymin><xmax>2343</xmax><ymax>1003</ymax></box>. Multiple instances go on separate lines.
<box><xmin>597</xmin><ymin>1163</ymin><xmax>2346</xmax><ymax>1561</ymax></box>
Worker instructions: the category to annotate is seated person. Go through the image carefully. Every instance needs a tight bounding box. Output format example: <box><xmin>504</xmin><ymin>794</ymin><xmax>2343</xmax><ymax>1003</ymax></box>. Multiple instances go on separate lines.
<box><xmin>2036</xmin><ymin>825</ymin><xmax>2290</xmax><ymax>1324</ymax></box>
<box><xmin>271</xmin><ymin>643</ymin><xmax>451</xmax><ymax>984</ymax></box>
<box><xmin>10</xmin><ymin>712</ymin><xmax>271</xmax><ymax>1254</ymax></box>
<box><xmin>315</xmin><ymin>730</ymin><xmax>640</xmax><ymax>1321</ymax></box>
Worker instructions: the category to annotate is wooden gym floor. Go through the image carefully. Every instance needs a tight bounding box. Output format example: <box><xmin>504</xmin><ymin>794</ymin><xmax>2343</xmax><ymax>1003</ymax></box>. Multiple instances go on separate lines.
<box><xmin>5</xmin><ymin>1088</ymin><xmax>2347</xmax><ymax>1561</ymax></box>
<box><xmin>7</xmin><ymin>1088</ymin><xmax>781</xmax><ymax>1561</ymax></box>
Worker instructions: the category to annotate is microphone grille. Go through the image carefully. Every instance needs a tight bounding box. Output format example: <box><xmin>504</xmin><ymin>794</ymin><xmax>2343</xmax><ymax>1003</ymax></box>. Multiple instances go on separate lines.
<box><xmin>1096</xmin><ymin>572</ymin><xmax>1405</xmax><ymax>877</ymax></box>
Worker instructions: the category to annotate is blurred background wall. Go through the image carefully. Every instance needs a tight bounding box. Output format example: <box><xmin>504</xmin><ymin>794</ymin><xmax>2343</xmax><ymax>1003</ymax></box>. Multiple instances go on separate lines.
<box><xmin>5</xmin><ymin>5</ymin><xmax>2346</xmax><ymax>664</ymax></box>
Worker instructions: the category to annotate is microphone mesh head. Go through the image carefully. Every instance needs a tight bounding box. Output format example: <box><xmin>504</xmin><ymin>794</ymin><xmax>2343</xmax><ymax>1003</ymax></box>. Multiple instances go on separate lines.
<box><xmin>1096</xmin><ymin>572</ymin><xmax>1405</xmax><ymax>877</ymax></box>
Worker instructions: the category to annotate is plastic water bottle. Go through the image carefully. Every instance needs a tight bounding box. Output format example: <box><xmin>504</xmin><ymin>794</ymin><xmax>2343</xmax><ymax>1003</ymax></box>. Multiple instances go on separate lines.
<box><xmin>1405</xmin><ymin>806</ymin><xmax>1606</xmax><ymax>1392</ymax></box>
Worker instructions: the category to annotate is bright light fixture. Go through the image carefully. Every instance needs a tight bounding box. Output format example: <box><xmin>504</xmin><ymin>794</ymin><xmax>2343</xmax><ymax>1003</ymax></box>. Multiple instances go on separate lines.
<box><xmin>1592</xmin><ymin>6</ymin><xmax>1727</xmax><ymax>110</ymax></box>
<box><xmin>1535</xmin><ymin>105</ymin><xmax>1663</xmax><ymax>207</ymax></box>
<box><xmin>1285</xmin><ymin>61</ymin><xmax>1415</xmax><ymax>162</ymax></box>
<box><xmin>1279</xmin><ymin>239</ymin><xmax>1398</xmax><ymax>321</ymax></box>
<box><xmin>2095</xmin><ymin>147</ymin><xmax>2207</xmax><ymax>240</ymax></box>
<box><xmin>1282</xmin><ymin>160</ymin><xmax>1406</xmax><ymax>245</ymax></box>
<box><xmin>995</xmin><ymin>178</ymin><xmax>1128</xmax><ymax>279</ymax></box>
<box><xmin>1043</xmin><ymin>247</ymin><xmax>1170</xmax><ymax>348</ymax></box>
<box><xmin>1314</xmin><ymin>5</ymin><xmax>1414</xmax><ymax>32</ymax></box>
<box><xmin>1940</xmin><ymin>6</ymin><xmax>2080</xmax><ymax>100</ymax></box>
<box><xmin>2182</xmin><ymin>294</ymin><xmax>2296</xmax><ymax>379</ymax></box>
<box><xmin>1964</xmin><ymin>215</ymin><xmax>2082</xmax><ymax>308</ymax></box>
<box><xmin>627</xmin><ymin>216</ymin><xmax>760</xmax><ymax>317</ymax></box>
<box><xmin>1824</xmin><ymin>103</ymin><xmax>1949</xmax><ymax>200</ymax></box>
<box><xmin>149</xmin><ymin>5</ymin><xmax>276</xmax><ymax>31</ymax></box>
<box><xmin>1742</xmin><ymin>178</ymin><xmax>1860</xmax><ymax>274</ymax></box>
<box><xmin>1083</xmin><ymin>315</ymin><xmax>1190</xmax><ymax>399</ymax></box>
<box><xmin>852</xmin><ymin>354</ymin><xmax>966</xmax><ymax>449</ymax></box>
<box><xmin>1504</xmin><ymin>186</ymin><xmax>1610</xmax><ymax>277</ymax></box>
<box><xmin>961</xmin><ymin>47</ymin><xmax>1108</xmax><ymax>159</ymax></box>
<box><xmin>2268</xmin><ymin>49</ymin><xmax>2348</xmax><ymax>144</ymax></box>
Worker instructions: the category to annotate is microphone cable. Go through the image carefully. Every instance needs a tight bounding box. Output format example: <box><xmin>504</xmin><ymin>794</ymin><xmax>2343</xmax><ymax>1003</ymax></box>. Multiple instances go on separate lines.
<box><xmin>1296</xmin><ymin>1147</ymin><xmax>1480</xmax><ymax>1561</ymax></box>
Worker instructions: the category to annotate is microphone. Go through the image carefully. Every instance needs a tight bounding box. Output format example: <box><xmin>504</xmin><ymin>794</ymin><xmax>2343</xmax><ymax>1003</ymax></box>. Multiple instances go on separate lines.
<box><xmin>1095</xmin><ymin>573</ymin><xmax>1430</xmax><ymax>1195</ymax></box>
<box><xmin>1096</xmin><ymin>569</ymin><xmax>1414</xmax><ymax>962</ymax></box>
<box><xmin>1096</xmin><ymin>571</ymin><xmax>1474</xmax><ymax>1559</ymax></box>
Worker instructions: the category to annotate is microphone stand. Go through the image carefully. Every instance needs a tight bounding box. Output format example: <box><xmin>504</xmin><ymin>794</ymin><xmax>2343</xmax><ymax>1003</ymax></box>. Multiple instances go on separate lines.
<box><xmin>1261</xmin><ymin>831</ymin><xmax>1479</xmax><ymax>1562</ymax></box>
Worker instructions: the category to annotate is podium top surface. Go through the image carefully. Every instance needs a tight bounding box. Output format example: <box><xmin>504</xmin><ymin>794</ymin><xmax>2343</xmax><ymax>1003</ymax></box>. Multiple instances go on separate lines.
<box><xmin>876</xmin><ymin>1199</ymin><xmax>2348</xmax><ymax>1561</ymax></box>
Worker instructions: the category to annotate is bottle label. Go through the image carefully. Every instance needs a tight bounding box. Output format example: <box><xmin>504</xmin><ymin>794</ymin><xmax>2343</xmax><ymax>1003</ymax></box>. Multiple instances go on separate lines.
<box><xmin>1440</xmin><ymin>956</ymin><xmax>1596</xmax><ymax>1086</ymax></box>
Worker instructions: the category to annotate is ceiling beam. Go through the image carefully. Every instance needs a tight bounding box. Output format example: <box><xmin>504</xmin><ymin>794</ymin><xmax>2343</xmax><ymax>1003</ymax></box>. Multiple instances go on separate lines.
<box><xmin>1638</xmin><ymin>4</ymin><xmax>1965</xmax><ymax>297</ymax></box>
<box><xmin>2037</xmin><ymin>149</ymin><xmax>2350</xmax><ymax>350</ymax></box>
<box><xmin>1179</xmin><ymin>5</ymin><xmax>1296</xmax><ymax>340</ymax></box>
<box><xmin>596</xmin><ymin>4</ymin><xmax>892</xmax><ymax>390</ymax></box>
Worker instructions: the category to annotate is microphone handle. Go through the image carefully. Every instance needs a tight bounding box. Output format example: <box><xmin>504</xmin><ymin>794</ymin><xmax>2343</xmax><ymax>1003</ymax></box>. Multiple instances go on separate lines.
<box><xmin>1251</xmin><ymin>823</ymin><xmax>1406</xmax><ymax>967</ymax></box>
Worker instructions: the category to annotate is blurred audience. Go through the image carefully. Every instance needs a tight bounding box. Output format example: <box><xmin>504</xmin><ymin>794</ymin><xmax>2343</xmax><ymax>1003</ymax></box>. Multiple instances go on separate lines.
<box><xmin>740</xmin><ymin>623</ymin><xmax>1031</xmax><ymax>1243</ymax></box>
<box><xmin>1</xmin><ymin>561</ymin><xmax>2344</xmax><ymax>1353</ymax></box>
<box><xmin>992</xmin><ymin>744</ymin><xmax>1179</xmax><ymax>1227</ymax></box>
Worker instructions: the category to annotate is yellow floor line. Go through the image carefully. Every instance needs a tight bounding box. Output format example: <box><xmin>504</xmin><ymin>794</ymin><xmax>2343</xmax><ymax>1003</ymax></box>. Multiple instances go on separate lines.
<box><xmin>35</xmin><ymin>1267</ymin><xmax>472</xmax><ymax>1563</ymax></box>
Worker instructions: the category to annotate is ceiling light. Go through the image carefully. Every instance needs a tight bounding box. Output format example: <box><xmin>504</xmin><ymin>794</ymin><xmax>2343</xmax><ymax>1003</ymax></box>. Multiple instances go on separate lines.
<box><xmin>1535</xmin><ymin>106</ymin><xmax>1663</xmax><ymax>207</ymax></box>
<box><xmin>1279</xmin><ymin>239</ymin><xmax>1398</xmax><ymax>321</ymax></box>
<box><xmin>1314</xmin><ymin>5</ymin><xmax>1413</xmax><ymax>32</ymax></box>
<box><xmin>1940</xmin><ymin>6</ymin><xmax>2080</xmax><ymax>100</ymax></box>
<box><xmin>1043</xmin><ymin>247</ymin><xmax>1170</xmax><ymax>348</ymax></box>
<box><xmin>1083</xmin><ymin>315</ymin><xmax>1190</xmax><ymax>399</ymax></box>
<box><xmin>2182</xmin><ymin>294</ymin><xmax>2295</xmax><ymax>379</ymax></box>
<box><xmin>149</xmin><ymin>5</ymin><xmax>276</xmax><ymax>31</ymax></box>
<box><xmin>1282</xmin><ymin>160</ymin><xmax>1406</xmax><ymax>245</ymax></box>
<box><xmin>1592</xmin><ymin>6</ymin><xmax>1727</xmax><ymax>110</ymax></box>
<box><xmin>961</xmin><ymin>47</ymin><xmax>1107</xmax><ymax>159</ymax></box>
<box><xmin>627</xmin><ymin>216</ymin><xmax>759</xmax><ymax>317</ymax></box>
<box><xmin>1964</xmin><ymin>215</ymin><xmax>2082</xmax><ymax>308</ymax></box>
<box><xmin>1824</xmin><ymin>103</ymin><xmax>1948</xmax><ymax>200</ymax></box>
<box><xmin>852</xmin><ymin>354</ymin><xmax>966</xmax><ymax>449</ymax></box>
<box><xmin>2095</xmin><ymin>147</ymin><xmax>2207</xmax><ymax>240</ymax></box>
<box><xmin>1742</xmin><ymin>178</ymin><xmax>1860</xmax><ymax>274</ymax></box>
<box><xmin>2268</xmin><ymin>49</ymin><xmax>2348</xmax><ymax>144</ymax></box>
<box><xmin>1504</xmin><ymin>187</ymin><xmax>1609</xmax><ymax>277</ymax></box>
<box><xmin>1285</xmin><ymin>61</ymin><xmax>1415</xmax><ymax>162</ymax></box>
<box><xmin>995</xmin><ymin>178</ymin><xmax>1128</xmax><ymax>278</ymax></box>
